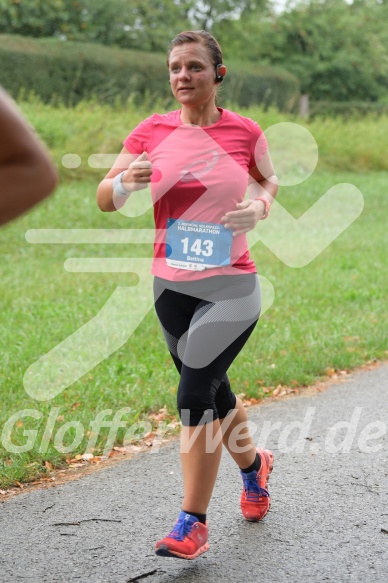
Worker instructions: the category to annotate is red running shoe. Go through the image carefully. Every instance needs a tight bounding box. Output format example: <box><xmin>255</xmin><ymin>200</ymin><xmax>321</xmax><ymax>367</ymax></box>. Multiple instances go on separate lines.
<box><xmin>240</xmin><ymin>448</ymin><xmax>274</xmax><ymax>521</ymax></box>
<box><xmin>155</xmin><ymin>511</ymin><xmax>209</xmax><ymax>560</ymax></box>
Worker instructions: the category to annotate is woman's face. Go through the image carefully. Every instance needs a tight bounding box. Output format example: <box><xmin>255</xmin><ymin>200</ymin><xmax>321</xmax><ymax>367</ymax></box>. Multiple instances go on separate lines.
<box><xmin>168</xmin><ymin>43</ymin><xmax>217</xmax><ymax>108</ymax></box>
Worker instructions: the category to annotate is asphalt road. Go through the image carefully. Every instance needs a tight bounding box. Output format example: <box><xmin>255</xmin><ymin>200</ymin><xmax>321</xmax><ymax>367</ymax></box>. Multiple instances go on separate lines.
<box><xmin>1</xmin><ymin>365</ymin><xmax>387</xmax><ymax>583</ymax></box>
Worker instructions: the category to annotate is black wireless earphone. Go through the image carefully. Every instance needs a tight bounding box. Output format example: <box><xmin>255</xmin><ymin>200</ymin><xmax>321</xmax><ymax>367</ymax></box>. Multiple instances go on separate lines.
<box><xmin>215</xmin><ymin>64</ymin><xmax>224</xmax><ymax>83</ymax></box>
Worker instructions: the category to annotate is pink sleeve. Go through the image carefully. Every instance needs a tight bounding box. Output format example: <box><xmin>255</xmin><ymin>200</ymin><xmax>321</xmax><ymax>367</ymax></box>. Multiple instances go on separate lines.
<box><xmin>123</xmin><ymin>116</ymin><xmax>154</xmax><ymax>154</ymax></box>
<box><xmin>249</xmin><ymin>121</ymin><xmax>268</xmax><ymax>169</ymax></box>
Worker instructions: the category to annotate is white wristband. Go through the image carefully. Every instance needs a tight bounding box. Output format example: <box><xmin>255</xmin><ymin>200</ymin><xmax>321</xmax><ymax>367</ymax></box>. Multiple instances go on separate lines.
<box><xmin>112</xmin><ymin>171</ymin><xmax>130</xmax><ymax>197</ymax></box>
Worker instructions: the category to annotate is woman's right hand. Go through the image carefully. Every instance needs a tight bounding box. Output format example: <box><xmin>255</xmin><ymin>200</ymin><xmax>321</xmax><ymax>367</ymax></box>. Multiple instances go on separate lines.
<box><xmin>122</xmin><ymin>151</ymin><xmax>153</xmax><ymax>192</ymax></box>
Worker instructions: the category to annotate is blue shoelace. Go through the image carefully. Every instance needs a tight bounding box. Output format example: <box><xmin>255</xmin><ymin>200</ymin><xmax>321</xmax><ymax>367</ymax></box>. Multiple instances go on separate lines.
<box><xmin>241</xmin><ymin>470</ymin><xmax>269</xmax><ymax>502</ymax></box>
<box><xmin>168</xmin><ymin>511</ymin><xmax>198</xmax><ymax>541</ymax></box>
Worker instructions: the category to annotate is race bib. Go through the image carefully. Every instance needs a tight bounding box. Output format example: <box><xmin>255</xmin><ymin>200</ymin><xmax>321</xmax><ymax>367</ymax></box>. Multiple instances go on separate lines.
<box><xmin>166</xmin><ymin>218</ymin><xmax>233</xmax><ymax>271</ymax></box>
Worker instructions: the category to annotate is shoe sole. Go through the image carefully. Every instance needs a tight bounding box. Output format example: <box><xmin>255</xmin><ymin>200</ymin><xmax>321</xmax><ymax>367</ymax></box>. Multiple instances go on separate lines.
<box><xmin>155</xmin><ymin>542</ymin><xmax>209</xmax><ymax>560</ymax></box>
<box><xmin>243</xmin><ymin>449</ymin><xmax>274</xmax><ymax>522</ymax></box>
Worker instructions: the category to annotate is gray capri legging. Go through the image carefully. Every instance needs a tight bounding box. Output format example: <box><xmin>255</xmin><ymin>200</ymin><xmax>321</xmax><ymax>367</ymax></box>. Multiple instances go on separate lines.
<box><xmin>153</xmin><ymin>273</ymin><xmax>261</xmax><ymax>426</ymax></box>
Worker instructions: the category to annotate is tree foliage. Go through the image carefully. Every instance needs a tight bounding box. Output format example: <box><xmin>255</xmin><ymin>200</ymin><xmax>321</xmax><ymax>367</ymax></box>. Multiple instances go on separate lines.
<box><xmin>0</xmin><ymin>0</ymin><xmax>194</xmax><ymax>51</ymax></box>
<box><xmin>189</xmin><ymin>0</ymin><xmax>267</xmax><ymax>29</ymax></box>
<box><xmin>1</xmin><ymin>0</ymin><xmax>387</xmax><ymax>102</ymax></box>
<box><xmin>0</xmin><ymin>1</ymin><xmax>271</xmax><ymax>49</ymax></box>
<box><xmin>244</xmin><ymin>0</ymin><xmax>388</xmax><ymax>101</ymax></box>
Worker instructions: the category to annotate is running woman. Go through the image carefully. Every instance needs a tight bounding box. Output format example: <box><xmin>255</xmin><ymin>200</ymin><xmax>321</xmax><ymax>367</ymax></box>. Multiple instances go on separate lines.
<box><xmin>97</xmin><ymin>30</ymin><xmax>278</xmax><ymax>561</ymax></box>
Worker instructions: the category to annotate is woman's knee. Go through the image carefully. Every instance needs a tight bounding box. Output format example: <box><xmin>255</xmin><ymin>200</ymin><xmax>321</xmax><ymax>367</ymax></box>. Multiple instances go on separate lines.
<box><xmin>214</xmin><ymin>376</ymin><xmax>237</xmax><ymax>419</ymax></box>
<box><xmin>177</xmin><ymin>375</ymin><xmax>220</xmax><ymax>426</ymax></box>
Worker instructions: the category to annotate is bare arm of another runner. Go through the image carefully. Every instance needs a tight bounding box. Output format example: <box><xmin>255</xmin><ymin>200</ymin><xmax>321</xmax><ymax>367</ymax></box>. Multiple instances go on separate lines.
<box><xmin>0</xmin><ymin>88</ymin><xmax>58</xmax><ymax>226</ymax></box>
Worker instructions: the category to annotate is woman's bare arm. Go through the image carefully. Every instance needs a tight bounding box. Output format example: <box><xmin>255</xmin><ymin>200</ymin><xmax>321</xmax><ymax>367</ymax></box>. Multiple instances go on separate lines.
<box><xmin>96</xmin><ymin>148</ymin><xmax>152</xmax><ymax>212</ymax></box>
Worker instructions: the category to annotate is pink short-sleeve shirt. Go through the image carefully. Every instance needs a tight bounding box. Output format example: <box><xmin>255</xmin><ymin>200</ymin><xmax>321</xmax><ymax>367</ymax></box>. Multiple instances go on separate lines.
<box><xmin>123</xmin><ymin>108</ymin><xmax>268</xmax><ymax>282</ymax></box>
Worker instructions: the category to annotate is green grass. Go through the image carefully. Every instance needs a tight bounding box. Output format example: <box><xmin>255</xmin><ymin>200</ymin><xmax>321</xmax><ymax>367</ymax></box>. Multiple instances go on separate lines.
<box><xmin>18</xmin><ymin>97</ymin><xmax>388</xmax><ymax>182</ymax></box>
<box><xmin>0</xmin><ymin>97</ymin><xmax>387</xmax><ymax>487</ymax></box>
<box><xmin>1</xmin><ymin>170</ymin><xmax>386</xmax><ymax>488</ymax></box>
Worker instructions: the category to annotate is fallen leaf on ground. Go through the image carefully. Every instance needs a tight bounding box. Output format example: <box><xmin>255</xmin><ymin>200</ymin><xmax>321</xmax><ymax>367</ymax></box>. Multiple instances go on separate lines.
<box><xmin>112</xmin><ymin>447</ymin><xmax>128</xmax><ymax>454</ymax></box>
<box><xmin>149</xmin><ymin>407</ymin><xmax>169</xmax><ymax>422</ymax></box>
<box><xmin>90</xmin><ymin>456</ymin><xmax>102</xmax><ymax>463</ymax></box>
<box><xmin>143</xmin><ymin>432</ymin><xmax>156</xmax><ymax>446</ymax></box>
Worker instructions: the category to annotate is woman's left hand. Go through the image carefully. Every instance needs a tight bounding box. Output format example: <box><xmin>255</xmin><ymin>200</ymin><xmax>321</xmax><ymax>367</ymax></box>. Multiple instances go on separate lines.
<box><xmin>221</xmin><ymin>199</ymin><xmax>266</xmax><ymax>236</ymax></box>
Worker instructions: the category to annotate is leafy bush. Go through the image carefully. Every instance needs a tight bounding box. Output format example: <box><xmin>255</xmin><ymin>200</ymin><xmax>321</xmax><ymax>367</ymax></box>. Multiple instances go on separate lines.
<box><xmin>0</xmin><ymin>34</ymin><xmax>300</xmax><ymax>110</ymax></box>
<box><xmin>222</xmin><ymin>60</ymin><xmax>300</xmax><ymax>111</ymax></box>
<box><xmin>0</xmin><ymin>34</ymin><xmax>168</xmax><ymax>106</ymax></box>
<box><xmin>309</xmin><ymin>101</ymin><xmax>388</xmax><ymax>120</ymax></box>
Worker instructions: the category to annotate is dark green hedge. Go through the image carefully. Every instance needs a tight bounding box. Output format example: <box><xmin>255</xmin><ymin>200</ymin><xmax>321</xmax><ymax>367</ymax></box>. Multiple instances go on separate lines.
<box><xmin>221</xmin><ymin>60</ymin><xmax>300</xmax><ymax>112</ymax></box>
<box><xmin>0</xmin><ymin>34</ymin><xmax>300</xmax><ymax>110</ymax></box>
<box><xmin>309</xmin><ymin>100</ymin><xmax>388</xmax><ymax>119</ymax></box>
